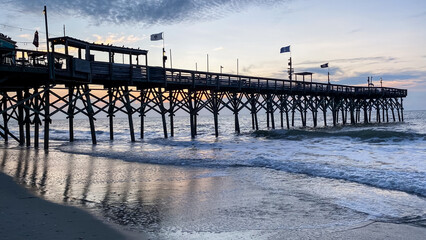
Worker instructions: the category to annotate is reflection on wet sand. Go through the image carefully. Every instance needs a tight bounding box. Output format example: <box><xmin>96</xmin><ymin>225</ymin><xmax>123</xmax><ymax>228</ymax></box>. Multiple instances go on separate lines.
<box><xmin>0</xmin><ymin>146</ymin><xmax>226</xmax><ymax>233</ymax></box>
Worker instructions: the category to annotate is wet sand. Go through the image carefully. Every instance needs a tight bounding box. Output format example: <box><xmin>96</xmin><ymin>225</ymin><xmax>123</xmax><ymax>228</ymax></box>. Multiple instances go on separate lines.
<box><xmin>0</xmin><ymin>172</ymin><xmax>131</xmax><ymax>240</ymax></box>
<box><xmin>1</xmin><ymin>145</ymin><xmax>425</xmax><ymax>239</ymax></box>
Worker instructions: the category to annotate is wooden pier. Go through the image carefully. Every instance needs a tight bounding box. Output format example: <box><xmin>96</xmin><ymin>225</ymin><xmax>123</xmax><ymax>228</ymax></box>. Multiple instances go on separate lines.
<box><xmin>0</xmin><ymin>36</ymin><xmax>407</xmax><ymax>149</ymax></box>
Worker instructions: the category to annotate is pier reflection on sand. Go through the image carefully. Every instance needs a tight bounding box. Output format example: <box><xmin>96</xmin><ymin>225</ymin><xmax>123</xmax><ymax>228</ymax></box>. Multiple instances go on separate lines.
<box><xmin>0</xmin><ymin>145</ymin><xmax>371</xmax><ymax>238</ymax></box>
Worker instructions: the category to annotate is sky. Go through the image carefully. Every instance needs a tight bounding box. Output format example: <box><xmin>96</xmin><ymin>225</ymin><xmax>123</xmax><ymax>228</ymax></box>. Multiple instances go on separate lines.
<box><xmin>1</xmin><ymin>0</ymin><xmax>425</xmax><ymax>110</ymax></box>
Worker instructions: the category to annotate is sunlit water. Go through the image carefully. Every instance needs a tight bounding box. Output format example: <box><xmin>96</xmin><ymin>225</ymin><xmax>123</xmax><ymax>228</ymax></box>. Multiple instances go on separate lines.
<box><xmin>1</xmin><ymin>110</ymin><xmax>425</xmax><ymax>239</ymax></box>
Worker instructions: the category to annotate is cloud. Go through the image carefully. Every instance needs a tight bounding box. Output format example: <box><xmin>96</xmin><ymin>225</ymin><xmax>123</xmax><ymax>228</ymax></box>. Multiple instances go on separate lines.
<box><xmin>299</xmin><ymin>56</ymin><xmax>397</xmax><ymax>66</ymax></box>
<box><xmin>242</xmin><ymin>64</ymin><xmax>256</xmax><ymax>73</ymax></box>
<box><xmin>347</xmin><ymin>28</ymin><xmax>362</xmax><ymax>34</ymax></box>
<box><xmin>335</xmin><ymin>70</ymin><xmax>426</xmax><ymax>89</ymax></box>
<box><xmin>89</xmin><ymin>33</ymin><xmax>144</xmax><ymax>45</ymax></box>
<box><xmin>298</xmin><ymin>66</ymin><xmax>344</xmax><ymax>76</ymax></box>
<box><xmin>8</xmin><ymin>0</ymin><xmax>287</xmax><ymax>25</ymax></box>
<box><xmin>213</xmin><ymin>46</ymin><xmax>224</xmax><ymax>51</ymax></box>
<box><xmin>18</xmin><ymin>34</ymin><xmax>32</xmax><ymax>40</ymax></box>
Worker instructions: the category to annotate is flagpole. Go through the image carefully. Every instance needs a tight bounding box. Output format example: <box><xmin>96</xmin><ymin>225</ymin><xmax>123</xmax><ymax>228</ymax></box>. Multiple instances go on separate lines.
<box><xmin>43</xmin><ymin>6</ymin><xmax>52</xmax><ymax>80</ymax></box>
<box><xmin>170</xmin><ymin>49</ymin><xmax>173</xmax><ymax>69</ymax></box>
<box><xmin>162</xmin><ymin>33</ymin><xmax>165</xmax><ymax>70</ymax></box>
<box><xmin>327</xmin><ymin>63</ymin><xmax>330</xmax><ymax>84</ymax></box>
<box><xmin>328</xmin><ymin>70</ymin><xmax>330</xmax><ymax>84</ymax></box>
<box><xmin>43</xmin><ymin>7</ymin><xmax>49</xmax><ymax>55</ymax></box>
<box><xmin>289</xmin><ymin>46</ymin><xmax>292</xmax><ymax>81</ymax></box>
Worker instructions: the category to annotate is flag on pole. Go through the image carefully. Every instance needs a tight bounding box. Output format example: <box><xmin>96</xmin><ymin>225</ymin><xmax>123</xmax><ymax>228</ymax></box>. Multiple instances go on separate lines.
<box><xmin>320</xmin><ymin>63</ymin><xmax>329</xmax><ymax>68</ymax></box>
<box><xmin>280</xmin><ymin>46</ymin><xmax>290</xmax><ymax>53</ymax></box>
<box><xmin>150</xmin><ymin>32</ymin><xmax>163</xmax><ymax>41</ymax></box>
<box><xmin>33</xmin><ymin>30</ymin><xmax>39</xmax><ymax>48</ymax></box>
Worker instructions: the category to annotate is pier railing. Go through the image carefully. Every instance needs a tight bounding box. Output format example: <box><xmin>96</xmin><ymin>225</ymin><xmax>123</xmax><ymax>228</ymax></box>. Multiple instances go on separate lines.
<box><xmin>163</xmin><ymin>68</ymin><xmax>407</xmax><ymax>97</ymax></box>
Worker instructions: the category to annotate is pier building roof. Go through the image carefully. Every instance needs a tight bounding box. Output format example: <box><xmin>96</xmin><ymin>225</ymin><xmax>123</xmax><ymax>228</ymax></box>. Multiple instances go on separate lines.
<box><xmin>49</xmin><ymin>36</ymin><xmax>148</xmax><ymax>56</ymax></box>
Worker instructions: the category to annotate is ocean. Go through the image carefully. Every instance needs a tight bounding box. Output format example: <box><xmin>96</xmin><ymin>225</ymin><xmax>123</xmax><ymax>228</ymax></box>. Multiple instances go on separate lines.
<box><xmin>1</xmin><ymin>110</ymin><xmax>425</xmax><ymax>239</ymax></box>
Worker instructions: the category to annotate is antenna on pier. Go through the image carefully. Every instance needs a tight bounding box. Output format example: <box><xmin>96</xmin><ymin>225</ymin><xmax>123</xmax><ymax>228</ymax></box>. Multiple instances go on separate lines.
<box><xmin>207</xmin><ymin>54</ymin><xmax>209</xmax><ymax>73</ymax></box>
<box><xmin>280</xmin><ymin>45</ymin><xmax>292</xmax><ymax>80</ymax></box>
<box><xmin>237</xmin><ymin>58</ymin><xmax>239</xmax><ymax>75</ymax></box>
<box><xmin>63</xmin><ymin>24</ymin><xmax>66</xmax><ymax>36</ymax></box>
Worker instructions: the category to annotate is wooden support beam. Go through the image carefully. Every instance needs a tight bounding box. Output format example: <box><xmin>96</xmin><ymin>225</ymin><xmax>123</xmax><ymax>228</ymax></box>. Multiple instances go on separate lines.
<box><xmin>140</xmin><ymin>89</ymin><xmax>146</xmax><ymax>139</ymax></box>
<box><xmin>270</xmin><ymin>95</ymin><xmax>275</xmax><ymax>129</ymax></box>
<box><xmin>285</xmin><ymin>109</ymin><xmax>290</xmax><ymax>129</ymax></box>
<box><xmin>312</xmin><ymin>110</ymin><xmax>317</xmax><ymax>128</ymax></box>
<box><xmin>157</xmin><ymin>88</ymin><xmax>168</xmax><ymax>139</ymax></box>
<box><xmin>397</xmin><ymin>105</ymin><xmax>401</xmax><ymax>122</ymax></box>
<box><xmin>108</xmin><ymin>87</ymin><xmax>114</xmax><ymax>140</ymax></box>
<box><xmin>382</xmin><ymin>104</ymin><xmax>385</xmax><ymax>122</ymax></box>
<box><xmin>2</xmin><ymin>93</ymin><xmax>8</xmax><ymax>143</ymax></box>
<box><xmin>341</xmin><ymin>105</ymin><xmax>346</xmax><ymax>125</ymax></box>
<box><xmin>323</xmin><ymin>99</ymin><xmax>327</xmax><ymax>127</ymax></box>
<box><xmin>17</xmin><ymin>90</ymin><xmax>25</xmax><ymax>146</ymax></box>
<box><xmin>124</xmin><ymin>86</ymin><xmax>135</xmax><ymax>142</ymax></box>
<box><xmin>391</xmin><ymin>99</ymin><xmax>396</xmax><ymax>122</ymax></box>
<box><xmin>350</xmin><ymin>98</ymin><xmax>355</xmax><ymax>125</ymax></box>
<box><xmin>233</xmin><ymin>92</ymin><xmax>240</xmax><ymax>134</ymax></box>
<box><xmin>212</xmin><ymin>91</ymin><xmax>219</xmax><ymax>137</ymax></box>
<box><xmin>279</xmin><ymin>95</ymin><xmax>285</xmax><ymax>129</ymax></box>
<box><xmin>194</xmin><ymin>91</ymin><xmax>198</xmax><ymax>136</ymax></box>
<box><xmin>332</xmin><ymin>99</ymin><xmax>337</xmax><ymax>127</ymax></box>
<box><xmin>68</xmin><ymin>86</ymin><xmax>74</xmax><ymax>142</ymax></box>
<box><xmin>189</xmin><ymin>90</ymin><xmax>195</xmax><ymax>138</ymax></box>
<box><xmin>34</xmin><ymin>88</ymin><xmax>40</xmax><ymax>148</ymax></box>
<box><xmin>169</xmin><ymin>90</ymin><xmax>174</xmax><ymax>137</ymax></box>
<box><xmin>369</xmin><ymin>105</ymin><xmax>372</xmax><ymax>123</ymax></box>
<box><xmin>266</xmin><ymin>99</ymin><xmax>270</xmax><ymax>129</ymax></box>
<box><xmin>24</xmin><ymin>89</ymin><xmax>31</xmax><ymax>147</ymax></box>
<box><xmin>44</xmin><ymin>86</ymin><xmax>50</xmax><ymax>150</ymax></box>
<box><xmin>82</xmin><ymin>85</ymin><xmax>97</xmax><ymax>145</ymax></box>
<box><xmin>250</xmin><ymin>93</ymin><xmax>258</xmax><ymax>130</ymax></box>
<box><xmin>364</xmin><ymin>100</ymin><xmax>369</xmax><ymax>124</ymax></box>
<box><xmin>303</xmin><ymin>98</ymin><xmax>307</xmax><ymax>127</ymax></box>
<box><xmin>385</xmin><ymin>102</ymin><xmax>389</xmax><ymax>123</ymax></box>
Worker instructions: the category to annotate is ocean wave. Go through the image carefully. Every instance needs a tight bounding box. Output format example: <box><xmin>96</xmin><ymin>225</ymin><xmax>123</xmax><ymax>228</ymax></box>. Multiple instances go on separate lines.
<box><xmin>240</xmin><ymin>157</ymin><xmax>426</xmax><ymax>198</ymax></box>
<box><xmin>251</xmin><ymin>128</ymin><xmax>426</xmax><ymax>142</ymax></box>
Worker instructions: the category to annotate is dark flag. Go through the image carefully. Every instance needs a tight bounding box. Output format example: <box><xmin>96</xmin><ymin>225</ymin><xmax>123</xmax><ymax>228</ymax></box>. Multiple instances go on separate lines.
<box><xmin>280</xmin><ymin>45</ymin><xmax>290</xmax><ymax>53</ymax></box>
<box><xmin>33</xmin><ymin>31</ymin><xmax>39</xmax><ymax>48</ymax></box>
<box><xmin>150</xmin><ymin>32</ymin><xmax>163</xmax><ymax>41</ymax></box>
<box><xmin>320</xmin><ymin>63</ymin><xmax>328</xmax><ymax>68</ymax></box>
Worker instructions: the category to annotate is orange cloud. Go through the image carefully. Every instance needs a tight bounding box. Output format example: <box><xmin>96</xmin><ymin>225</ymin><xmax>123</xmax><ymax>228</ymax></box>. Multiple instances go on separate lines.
<box><xmin>89</xmin><ymin>34</ymin><xmax>144</xmax><ymax>46</ymax></box>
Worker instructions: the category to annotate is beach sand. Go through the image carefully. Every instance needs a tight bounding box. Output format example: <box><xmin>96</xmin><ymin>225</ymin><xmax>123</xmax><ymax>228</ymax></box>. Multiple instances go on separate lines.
<box><xmin>0</xmin><ymin>172</ymin><xmax>134</xmax><ymax>240</ymax></box>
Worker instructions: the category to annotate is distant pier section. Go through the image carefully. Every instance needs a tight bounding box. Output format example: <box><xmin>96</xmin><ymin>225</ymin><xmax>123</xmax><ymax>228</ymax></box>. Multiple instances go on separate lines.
<box><xmin>0</xmin><ymin>36</ymin><xmax>407</xmax><ymax>149</ymax></box>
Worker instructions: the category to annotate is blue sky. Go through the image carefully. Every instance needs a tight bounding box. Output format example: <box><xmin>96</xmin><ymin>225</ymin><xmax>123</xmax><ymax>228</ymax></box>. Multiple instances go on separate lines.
<box><xmin>1</xmin><ymin>0</ymin><xmax>425</xmax><ymax>109</ymax></box>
